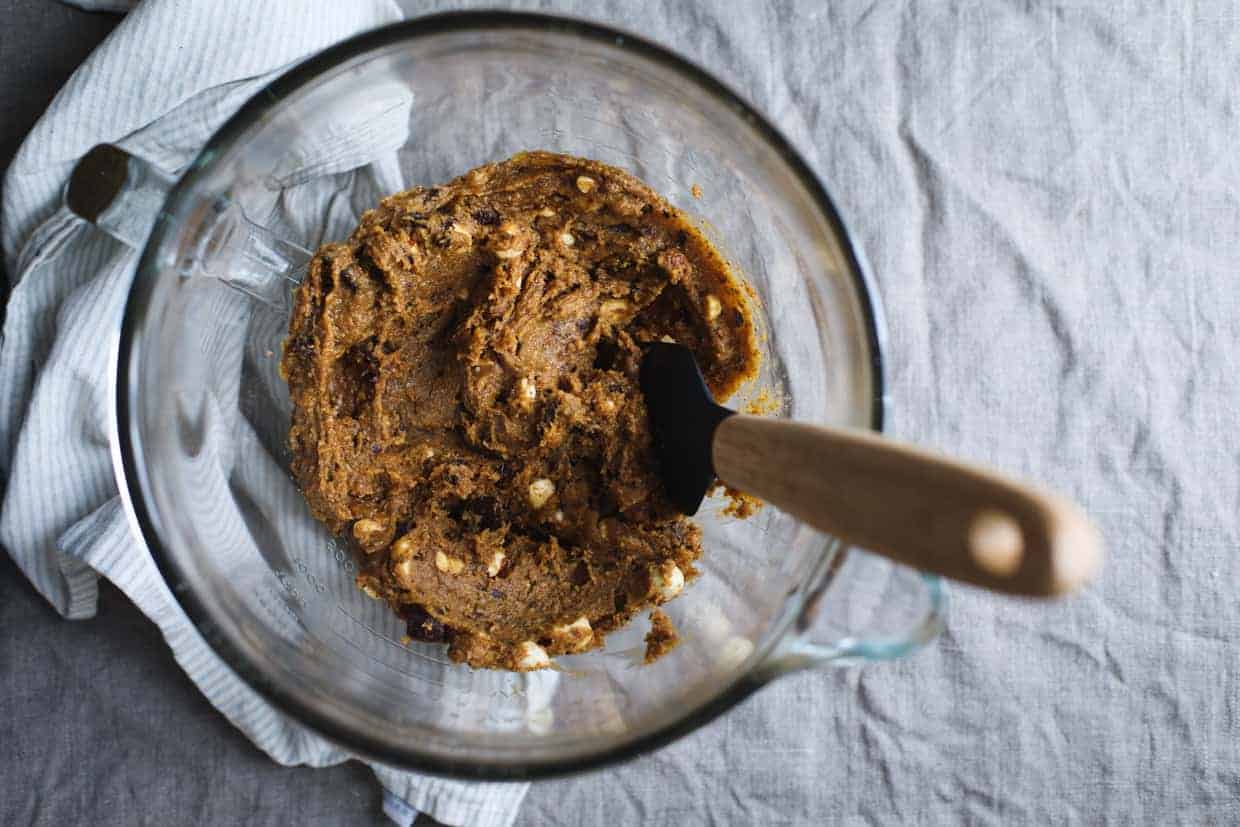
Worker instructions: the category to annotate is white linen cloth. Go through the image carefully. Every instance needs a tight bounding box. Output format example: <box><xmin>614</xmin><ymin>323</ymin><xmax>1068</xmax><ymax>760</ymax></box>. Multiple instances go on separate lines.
<box><xmin>1</xmin><ymin>2</ymin><xmax>528</xmax><ymax>825</ymax></box>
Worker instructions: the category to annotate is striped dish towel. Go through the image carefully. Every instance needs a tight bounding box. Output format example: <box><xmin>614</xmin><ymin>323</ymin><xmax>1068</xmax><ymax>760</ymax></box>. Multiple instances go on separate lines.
<box><xmin>0</xmin><ymin>2</ymin><xmax>528</xmax><ymax>825</ymax></box>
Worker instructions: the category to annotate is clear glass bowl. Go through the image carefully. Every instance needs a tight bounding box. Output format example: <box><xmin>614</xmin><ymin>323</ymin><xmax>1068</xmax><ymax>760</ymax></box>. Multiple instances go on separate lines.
<box><xmin>110</xmin><ymin>12</ymin><xmax>944</xmax><ymax>778</ymax></box>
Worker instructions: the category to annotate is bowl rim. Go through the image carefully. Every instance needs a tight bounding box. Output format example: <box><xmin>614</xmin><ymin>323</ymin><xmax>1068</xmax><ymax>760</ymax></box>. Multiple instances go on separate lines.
<box><xmin>114</xmin><ymin>9</ymin><xmax>890</xmax><ymax>780</ymax></box>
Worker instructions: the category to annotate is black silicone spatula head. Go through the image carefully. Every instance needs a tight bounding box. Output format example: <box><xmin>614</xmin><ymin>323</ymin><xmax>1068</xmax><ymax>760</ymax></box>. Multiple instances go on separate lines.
<box><xmin>639</xmin><ymin>342</ymin><xmax>735</xmax><ymax>515</ymax></box>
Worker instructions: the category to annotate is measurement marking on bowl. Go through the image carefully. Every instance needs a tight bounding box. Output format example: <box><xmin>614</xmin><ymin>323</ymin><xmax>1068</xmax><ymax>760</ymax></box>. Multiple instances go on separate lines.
<box><xmin>274</xmin><ymin>569</ymin><xmax>305</xmax><ymax>607</ymax></box>
<box><xmin>335</xmin><ymin>604</ymin><xmax>453</xmax><ymax>671</ymax></box>
<box><xmin>329</xmin><ymin>625</ymin><xmax>444</xmax><ymax>685</ymax></box>
<box><xmin>257</xmin><ymin>580</ymin><xmax>304</xmax><ymax>630</ymax></box>
<box><xmin>291</xmin><ymin>555</ymin><xmax>328</xmax><ymax>594</ymax></box>
<box><xmin>324</xmin><ymin>538</ymin><xmax>356</xmax><ymax>573</ymax></box>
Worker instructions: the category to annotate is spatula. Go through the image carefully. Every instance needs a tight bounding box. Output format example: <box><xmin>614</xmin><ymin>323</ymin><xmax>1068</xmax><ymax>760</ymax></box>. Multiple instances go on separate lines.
<box><xmin>640</xmin><ymin>342</ymin><xmax>1101</xmax><ymax>597</ymax></box>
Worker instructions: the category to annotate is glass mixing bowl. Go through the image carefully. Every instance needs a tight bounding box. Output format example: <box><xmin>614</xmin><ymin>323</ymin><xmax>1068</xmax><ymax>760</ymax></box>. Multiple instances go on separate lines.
<box><xmin>98</xmin><ymin>11</ymin><xmax>945</xmax><ymax>778</ymax></box>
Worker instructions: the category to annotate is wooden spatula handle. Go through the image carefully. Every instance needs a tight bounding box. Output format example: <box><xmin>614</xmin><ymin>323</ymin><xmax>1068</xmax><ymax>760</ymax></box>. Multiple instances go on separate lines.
<box><xmin>712</xmin><ymin>415</ymin><xmax>1102</xmax><ymax>597</ymax></box>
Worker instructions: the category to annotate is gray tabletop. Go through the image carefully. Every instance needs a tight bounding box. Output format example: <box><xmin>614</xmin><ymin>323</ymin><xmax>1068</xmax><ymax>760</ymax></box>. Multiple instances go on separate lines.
<box><xmin>5</xmin><ymin>2</ymin><xmax>1239</xmax><ymax>826</ymax></box>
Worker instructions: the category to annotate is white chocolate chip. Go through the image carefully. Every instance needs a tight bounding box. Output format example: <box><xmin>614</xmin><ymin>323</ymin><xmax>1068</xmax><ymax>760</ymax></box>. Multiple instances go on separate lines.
<box><xmin>392</xmin><ymin>534</ymin><xmax>415</xmax><ymax>560</ymax></box>
<box><xmin>553</xmin><ymin>616</ymin><xmax>594</xmax><ymax>652</ymax></box>
<box><xmin>515</xmin><ymin>376</ymin><xmax>537</xmax><ymax>407</ymax></box>
<box><xmin>494</xmin><ymin>221</ymin><xmax>527</xmax><ymax>259</ymax></box>
<box><xmin>352</xmin><ymin>518</ymin><xmax>384</xmax><ymax>544</ymax></box>
<box><xmin>360</xmin><ymin>583</ymin><xmax>380</xmax><ymax>600</ymax></box>
<box><xmin>528</xmin><ymin>478</ymin><xmax>555</xmax><ymax>509</ymax></box>
<box><xmin>435</xmin><ymin>551</ymin><xmax>465</xmax><ymax>574</ymax></box>
<box><xmin>559</xmin><ymin>231</ymin><xmax>575</xmax><ymax>247</ymax></box>
<box><xmin>659</xmin><ymin>334</ymin><xmax>676</xmax><ymax>344</ymax></box>
<box><xmin>486</xmin><ymin>549</ymin><xmax>506</xmax><ymax>577</ymax></box>
<box><xmin>650</xmin><ymin>560</ymin><xmax>685</xmax><ymax>602</ymax></box>
<box><xmin>538</xmin><ymin>207</ymin><xmax>556</xmax><ymax>218</ymax></box>
<box><xmin>395</xmin><ymin>558</ymin><xmax>414</xmax><ymax>582</ymax></box>
<box><xmin>516</xmin><ymin>640</ymin><xmax>550</xmax><ymax>670</ymax></box>
<box><xmin>598</xmin><ymin>299</ymin><xmax>631</xmax><ymax>325</ymax></box>
<box><xmin>575</xmin><ymin>175</ymin><xmax>597</xmax><ymax>194</ymax></box>
<box><xmin>704</xmin><ymin>294</ymin><xmax>723</xmax><ymax>321</ymax></box>
<box><xmin>552</xmin><ymin>509</ymin><xmax>565</xmax><ymax>523</ymax></box>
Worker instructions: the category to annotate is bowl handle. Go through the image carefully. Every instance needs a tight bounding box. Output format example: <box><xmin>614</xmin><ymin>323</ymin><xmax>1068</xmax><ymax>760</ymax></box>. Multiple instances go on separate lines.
<box><xmin>64</xmin><ymin>144</ymin><xmax>308</xmax><ymax>309</ymax></box>
<box><xmin>66</xmin><ymin>144</ymin><xmax>176</xmax><ymax>250</ymax></box>
<box><xmin>760</xmin><ymin>550</ymin><xmax>947</xmax><ymax>676</ymax></box>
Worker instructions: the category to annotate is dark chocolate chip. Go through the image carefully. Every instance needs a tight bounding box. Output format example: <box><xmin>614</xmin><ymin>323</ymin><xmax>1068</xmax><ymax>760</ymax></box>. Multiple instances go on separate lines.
<box><xmin>402</xmin><ymin>604</ymin><xmax>448</xmax><ymax>643</ymax></box>
<box><xmin>472</xmin><ymin>207</ymin><xmax>501</xmax><ymax>226</ymax></box>
<box><xmin>593</xmin><ymin>338</ymin><xmax>619</xmax><ymax>371</ymax></box>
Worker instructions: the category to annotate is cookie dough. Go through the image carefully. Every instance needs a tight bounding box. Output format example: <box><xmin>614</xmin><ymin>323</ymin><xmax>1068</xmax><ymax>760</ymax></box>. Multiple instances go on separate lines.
<box><xmin>282</xmin><ymin>151</ymin><xmax>758</xmax><ymax>670</ymax></box>
<box><xmin>644</xmin><ymin>609</ymin><xmax>680</xmax><ymax>663</ymax></box>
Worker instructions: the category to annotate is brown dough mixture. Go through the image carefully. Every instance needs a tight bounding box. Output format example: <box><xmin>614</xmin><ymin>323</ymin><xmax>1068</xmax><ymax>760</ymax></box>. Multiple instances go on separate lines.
<box><xmin>282</xmin><ymin>151</ymin><xmax>758</xmax><ymax>670</ymax></box>
<box><xmin>643</xmin><ymin>609</ymin><xmax>680</xmax><ymax>664</ymax></box>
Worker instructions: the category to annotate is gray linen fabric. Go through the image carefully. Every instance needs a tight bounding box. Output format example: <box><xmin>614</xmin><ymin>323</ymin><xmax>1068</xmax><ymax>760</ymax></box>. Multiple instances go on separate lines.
<box><xmin>6</xmin><ymin>1</ymin><xmax>1239</xmax><ymax>825</ymax></box>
